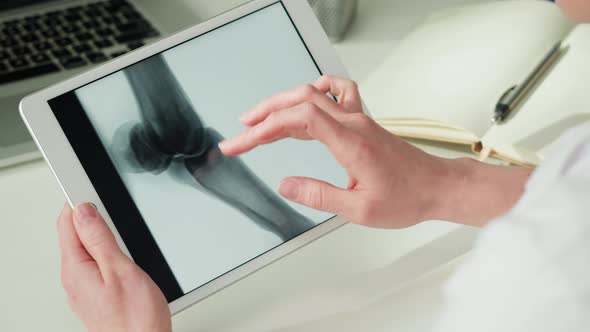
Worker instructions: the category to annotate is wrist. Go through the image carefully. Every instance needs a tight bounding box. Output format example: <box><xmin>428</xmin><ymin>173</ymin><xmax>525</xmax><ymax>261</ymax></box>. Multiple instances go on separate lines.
<box><xmin>430</xmin><ymin>157</ymin><xmax>532</xmax><ymax>227</ymax></box>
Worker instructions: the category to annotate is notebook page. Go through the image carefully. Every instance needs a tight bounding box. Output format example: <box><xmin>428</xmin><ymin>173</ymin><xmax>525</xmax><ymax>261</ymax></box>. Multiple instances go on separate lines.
<box><xmin>362</xmin><ymin>0</ymin><xmax>573</xmax><ymax>139</ymax></box>
<box><xmin>482</xmin><ymin>25</ymin><xmax>590</xmax><ymax>165</ymax></box>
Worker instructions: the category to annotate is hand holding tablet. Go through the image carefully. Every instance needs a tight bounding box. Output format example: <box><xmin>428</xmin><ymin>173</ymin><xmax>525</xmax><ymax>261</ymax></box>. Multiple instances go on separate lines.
<box><xmin>57</xmin><ymin>203</ymin><xmax>171</xmax><ymax>332</ymax></box>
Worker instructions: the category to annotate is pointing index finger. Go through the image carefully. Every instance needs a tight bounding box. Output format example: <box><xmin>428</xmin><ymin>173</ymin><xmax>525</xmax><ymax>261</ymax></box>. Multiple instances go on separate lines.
<box><xmin>240</xmin><ymin>83</ymin><xmax>342</xmax><ymax>126</ymax></box>
<box><xmin>220</xmin><ymin>102</ymin><xmax>360</xmax><ymax>169</ymax></box>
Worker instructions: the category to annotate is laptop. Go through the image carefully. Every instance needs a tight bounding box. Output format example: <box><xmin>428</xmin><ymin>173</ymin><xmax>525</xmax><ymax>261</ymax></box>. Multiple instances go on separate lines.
<box><xmin>0</xmin><ymin>0</ymin><xmax>200</xmax><ymax>168</ymax></box>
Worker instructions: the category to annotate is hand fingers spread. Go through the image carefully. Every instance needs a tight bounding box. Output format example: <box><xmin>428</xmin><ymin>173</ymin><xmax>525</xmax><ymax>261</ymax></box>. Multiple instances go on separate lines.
<box><xmin>278</xmin><ymin>176</ymin><xmax>353</xmax><ymax>217</ymax></box>
<box><xmin>240</xmin><ymin>83</ymin><xmax>343</xmax><ymax>126</ymax></box>
<box><xmin>314</xmin><ymin>75</ymin><xmax>363</xmax><ymax>113</ymax></box>
<box><xmin>73</xmin><ymin>203</ymin><xmax>129</xmax><ymax>273</ymax></box>
<box><xmin>220</xmin><ymin>102</ymin><xmax>361</xmax><ymax>169</ymax></box>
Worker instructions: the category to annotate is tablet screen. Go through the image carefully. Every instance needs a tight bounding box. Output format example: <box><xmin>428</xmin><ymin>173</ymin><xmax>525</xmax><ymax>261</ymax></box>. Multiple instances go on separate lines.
<box><xmin>48</xmin><ymin>2</ymin><xmax>346</xmax><ymax>302</ymax></box>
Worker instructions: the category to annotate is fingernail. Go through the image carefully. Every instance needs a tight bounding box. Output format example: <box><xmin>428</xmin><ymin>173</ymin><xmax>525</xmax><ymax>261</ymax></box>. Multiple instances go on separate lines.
<box><xmin>279</xmin><ymin>179</ymin><xmax>299</xmax><ymax>199</ymax></box>
<box><xmin>75</xmin><ymin>203</ymin><xmax>97</xmax><ymax>223</ymax></box>
<box><xmin>218</xmin><ymin>140</ymin><xmax>230</xmax><ymax>151</ymax></box>
<box><xmin>239</xmin><ymin>113</ymin><xmax>251</xmax><ymax>123</ymax></box>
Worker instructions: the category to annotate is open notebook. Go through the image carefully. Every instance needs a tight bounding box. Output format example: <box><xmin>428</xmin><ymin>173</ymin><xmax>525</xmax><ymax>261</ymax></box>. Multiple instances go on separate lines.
<box><xmin>361</xmin><ymin>0</ymin><xmax>590</xmax><ymax>167</ymax></box>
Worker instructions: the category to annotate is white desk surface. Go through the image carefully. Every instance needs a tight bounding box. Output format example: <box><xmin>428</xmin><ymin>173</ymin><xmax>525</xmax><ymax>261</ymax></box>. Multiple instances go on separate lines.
<box><xmin>0</xmin><ymin>0</ymin><xmax>489</xmax><ymax>331</ymax></box>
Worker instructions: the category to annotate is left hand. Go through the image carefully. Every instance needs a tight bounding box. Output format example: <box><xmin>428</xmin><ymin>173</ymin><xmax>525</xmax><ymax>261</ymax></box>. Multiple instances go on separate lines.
<box><xmin>57</xmin><ymin>203</ymin><xmax>171</xmax><ymax>332</ymax></box>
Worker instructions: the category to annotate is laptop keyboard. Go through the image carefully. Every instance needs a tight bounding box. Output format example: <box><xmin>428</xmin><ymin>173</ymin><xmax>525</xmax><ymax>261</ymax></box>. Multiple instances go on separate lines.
<box><xmin>0</xmin><ymin>0</ymin><xmax>160</xmax><ymax>85</ymax></box>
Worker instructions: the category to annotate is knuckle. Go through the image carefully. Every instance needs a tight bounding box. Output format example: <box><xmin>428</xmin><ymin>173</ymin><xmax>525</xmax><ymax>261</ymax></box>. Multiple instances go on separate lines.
<box><xmin>347</xmin><ymin>80</ymin><xmax>359</xmax><ymax>91</ymax></box>
<box><xmin>85</xmin><ymin>231</ymin><xmax>107</xmax><ymax>251</ymax></box>
<box><xmin>317</xmin><ymin>75</ymin><xmax>330</xmax><ymax>84</ymax></box>
<box><xmin>301</xmin><ymin>102</ymin><xmax>321</xmax><ymax>117</ymax></box>
<box><xmin>84</xmin><ymin>231</ymin><xmax>117</xmax><ymax>260</ymax></box>
<box><xmin>299</xmin><ymin>83</ymin><xmax>318</xmax><ymax>98</ymax></box>
<box><xmin>306</xmin><ymin>184</ymin><xmax>326</xmax><ymax>210</ymax></box>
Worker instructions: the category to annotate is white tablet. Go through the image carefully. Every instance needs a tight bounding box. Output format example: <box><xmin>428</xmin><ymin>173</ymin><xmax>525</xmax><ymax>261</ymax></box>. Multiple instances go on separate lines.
<box><xmin>20</xmin><ymin>0</ymin><xmax>350</xmax><ymax>314</ymax></box>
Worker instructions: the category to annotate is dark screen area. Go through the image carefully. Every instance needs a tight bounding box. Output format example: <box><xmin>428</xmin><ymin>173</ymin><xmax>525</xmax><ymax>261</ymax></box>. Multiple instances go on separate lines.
<box><xmin>48</xmin><ymin>92</ymin><xmax>184</xmax><ymax>302</ymax></box>
<box><xmin>0</xmin><ymin>0</ymin><xmax>59</xmax><ymax>11</ymax></box>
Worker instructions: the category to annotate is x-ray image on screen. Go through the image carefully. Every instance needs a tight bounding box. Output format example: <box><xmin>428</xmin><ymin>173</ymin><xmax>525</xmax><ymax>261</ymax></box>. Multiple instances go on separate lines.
<box><xmin>69</xmin><ymin>2</ymin><xmax>347</xmax><ymax>294</ymax></box>
<box><xmin>111</xmin><ymin>54</ymin><xmax>315</xmax><ymax>241</ymax></box>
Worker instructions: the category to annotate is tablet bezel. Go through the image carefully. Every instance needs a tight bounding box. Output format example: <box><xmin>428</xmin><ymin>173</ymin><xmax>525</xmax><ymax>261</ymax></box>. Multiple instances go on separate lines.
<box><xmin>20</xmin><ymin>0</ymin><xmax>350</xmax><ymax>314</ymax></box>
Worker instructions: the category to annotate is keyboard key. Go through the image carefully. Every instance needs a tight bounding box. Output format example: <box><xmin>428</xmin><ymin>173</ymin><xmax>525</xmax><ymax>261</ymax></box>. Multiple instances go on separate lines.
<box><xmin>52</xmin><ymin>48</ymin><xmax>71</xmax><ymax>58</ymax></box>
<box><xmin>20</xmin><ymin>33</ymin><xmax>40</xmax><ymax>43</ymax></box>
<box><xmin>112</xmin><ymin>16</ymin><xmax>127</xmax><ymax>27</ymax></box>
<box><xmin>11</xmin><ymin>46</ymin><xmax>31</xmax><ymax>56</ymax></box>
<box><xmin>94</xmin><ymin>38</ymin><xmax>113</xmax><ymax>48</ymax></box>
<box><xmin>2</xmin><ymin>26</ymin><xmax>20</xmax><ymax>35</ymax></box>
<box><xmin>115</xmin><ymin>20</ymin><xmax>152</xmax><ymax>32</ymax></box>
<box><xmin>60</xmin><ymin>56</ymin><xmax>87</xmax><ymax>69</ymax></box>
<box><xmin>75</xmin><ymin>32</ymin><xmax>93</xmax><ymax>42</ymax></box>
<box><xmin>64</xmin><ymin>13</ymin><xmax>83</xmax><ymax>22</ymax></box>
<box><xmin>115</xmin><ymin>29</ymin><xmax>158</xmax><ymax>44</ymax></box>
<box><xmin>54</xmin><ymin>37</ymin><xmax>73</xmax><ymax>47</ymax></box>
<box><xmin>127</xmin><ymin>41</ymin><xmax>143</xmax><ymax>49</ymax></box>
<box><xmin>3</xmin><ymin>19</ymin><xmax>20</xmax><ymax>27</ymax></box>
<box><xmin>22</xmin><ymin>22</ymin><xmax>41</xmax><ymax>31</ymax></box>
<box><xmin>43</xmin><ymin>18</ymin><xmax>61</xmax><ymax>27</ymax></box>
<box><xmin>95</xmin><ymin>27</ymin><xmax>114</xmax><ymax>37</ymax></box>
<box><xmin>83</xmin><ymin>8</ymin><xmax>102</xmax><ymax>18</ymax></box>
<box><xmin>86</xmin><ymin>51</ymin><xmax>107</xmax><ymax>63</ymax></box>
<box><xmin>9</xmin><ymin>58</ymin><xmax>30</xmax><ymax>68</ymax></box>
<box><xmin>0</xmin><ymin>63</ymin><xmax>60</xmax><ymax>84</ymax></box>
<box><xmin>0</xmin><ymin>38</ymin><xmax>18</xmax><ymax>48</ymax></box>
<box><xmin>101</xmin><ymin>16</ymin><xmax>115</xmax><ymax>24</ymax></box>
<box><xmin>83</xmin><ymin>20</ymin><xmax>102</xmax><ymax>30</ymax></box>
<box><xmin>41</xmin><ymin>29</ymin><xmax>59</xmax><ymax>38</ymax></box>
<box><xmin>30</xmin><ymin>53</ymin><xmax>50</xmax><ymax>63</ymax></box>
<box><xmin>0</xmin><ymin>51</ymin><xmax>9</xmax><ymax>60</ymax></box>
<box><xmin>0</xmin><ymin>63</ymin><xmax>7</xmax><ymax>72</ymax></box>
<box><xmin>32</xmin><ymin>41</ymin><xmax>52</xmax><ymax>51</ymax></box>
<box><xmin>73</xmin><ymin>43</ymin><xmax>92</xmax><ymax>53</ymax></box>
<box><xmin>61</xmin><ymin>25</ymin><xmax>78</xmax><ymax>34</ymax></box>
<box><xmin>110</xmin><ymin>51</ymin><xmax>126</xmax><ymax>58</ymax></box>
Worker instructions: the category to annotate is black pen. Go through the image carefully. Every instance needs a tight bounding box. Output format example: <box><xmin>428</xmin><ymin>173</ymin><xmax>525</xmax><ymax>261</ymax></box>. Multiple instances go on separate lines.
<box><xmin>492</xmin><ymin>41</ymin><xmax>563</xmax><ymax>124</ymax></box>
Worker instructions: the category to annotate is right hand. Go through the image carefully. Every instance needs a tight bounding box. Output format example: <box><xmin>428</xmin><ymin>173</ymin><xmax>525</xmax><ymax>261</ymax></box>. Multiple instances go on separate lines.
<box><xmin>219</xmin><ymin>76</ymin><xmax>456</xmax><ymax>228</ymax></box>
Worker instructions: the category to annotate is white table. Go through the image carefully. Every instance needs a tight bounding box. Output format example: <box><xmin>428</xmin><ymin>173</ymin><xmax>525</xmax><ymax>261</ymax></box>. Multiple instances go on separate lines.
<box><xmin>0</xmin><ymin>0</ymin><xmax>489</xmax><ymax>330</ymax></box>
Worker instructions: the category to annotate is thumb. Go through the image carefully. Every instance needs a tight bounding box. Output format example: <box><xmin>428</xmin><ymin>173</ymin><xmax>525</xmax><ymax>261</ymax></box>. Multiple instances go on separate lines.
<box><xmin>278</xmin><ymin>177</ymin><xmax>351</xmax><ymax>216</ymax></box>
<box><xmin>73</xmin><ymin>203</ymin><xmax>127</xmax><ymax>268</ymax></box>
